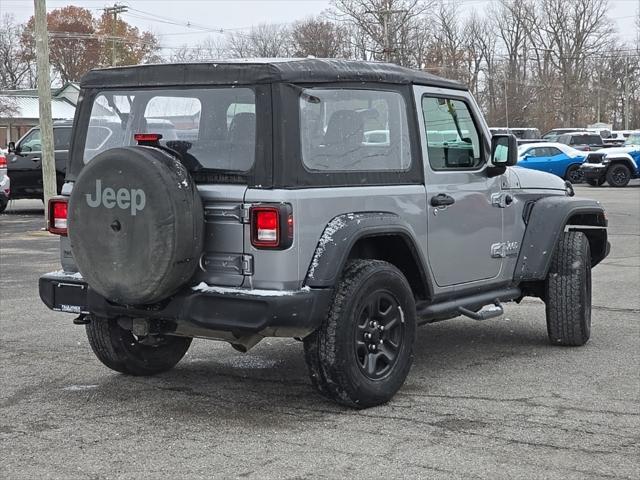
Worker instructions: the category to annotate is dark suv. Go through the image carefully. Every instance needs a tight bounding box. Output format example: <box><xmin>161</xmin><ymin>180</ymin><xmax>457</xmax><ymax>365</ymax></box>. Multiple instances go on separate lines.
<box><xmin>39</xmin><ymin>59</ymin><xmax>609</xmax><ymax>408</ymax></box>
<box><xmin>556</xmin><ymin>132</ymin><xmax>604</xmax><ymax>152</ymax></box>
<box><xmin>6</xmin><ymin>121</ymin><xmax>72</xmax><ymax>200</ymax></box>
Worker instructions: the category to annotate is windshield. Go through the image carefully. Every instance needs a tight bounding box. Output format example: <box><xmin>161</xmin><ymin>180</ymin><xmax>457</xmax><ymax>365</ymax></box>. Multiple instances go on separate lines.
<box><xmin>83</xmin><ymin>87</ymin><xmax>256</xmax><ymax>172</ymax></box>
<box><xmin>624</xmin><ymin>133</ymin><xmax>640</xmax><ymax>146</ymax></box>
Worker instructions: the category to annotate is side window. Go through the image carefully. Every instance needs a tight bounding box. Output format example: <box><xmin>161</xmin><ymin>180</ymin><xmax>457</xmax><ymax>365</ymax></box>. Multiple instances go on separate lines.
<box><xmin>299</xmin><ymin>88</ymin><xmax>411</xmax><ymax>171</ymax></box>
<box><xmin>546</xmin><ymin>147</ymin><xmax>562</xmax><ymax>157</ymax></box>
<box><xmin>53</xmin><ymin>128</ymin><xmax>72</xmax><ymax>150</ymax></box>
<box><xmin>19</xmin><ymin>129</ymin><xmax>42</xmax><ymax>152</ymax></box>
<box><xmin>421</xmin><ymin>96</ymin><xmax>482</xmax><ymax>170</ymax></box>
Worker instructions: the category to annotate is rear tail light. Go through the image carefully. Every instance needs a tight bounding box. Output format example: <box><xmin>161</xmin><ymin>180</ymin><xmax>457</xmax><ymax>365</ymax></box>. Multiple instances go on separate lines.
<box><xmin>250</xmin><ymin>204</ymin><xmax>293</xmax><ymax>249</ymax></box>
<box><xmin>48</xmin><ymin>197</ymin><xmax>68</xmax><ymax>236</ymax></box>
<box><xmin>0</xmin><ymin>154</ymin><xmax>6</xmax><ymax>168</ymax></box>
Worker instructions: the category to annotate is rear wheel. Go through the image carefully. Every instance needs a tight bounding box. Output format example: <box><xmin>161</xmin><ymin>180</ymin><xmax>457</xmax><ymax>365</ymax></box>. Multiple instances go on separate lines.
<box><xmin>303</xmin><ymin>260</ymin><xmax>416</xmax><ymax>408</ymax></box>
<box><xmin>565</xmin><ymin>164</ymin><xmax>583</xmax><ymax>184</ymax></box>
<box><xmin>85</xmin><ymin>316</ymin><xmax>192</xmax><ymax>375</ymax></box>
<box><xmin>586</xmin><ymin>178</ymin><xmax>605</xmax><ymax>187</ymax></box>
<box><xmin>545</xmin><ymin>232</ymin><xmax>592</xmax><ymax>346</ymax></box>
<box><xmin>605</xmin><ymin>163</ymin><xmax>631</xmax><ymax>187</ymax></box>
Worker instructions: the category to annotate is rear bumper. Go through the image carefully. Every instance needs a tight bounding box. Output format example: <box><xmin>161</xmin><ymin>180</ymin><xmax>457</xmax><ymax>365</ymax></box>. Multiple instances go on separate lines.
<box><xmin>39</xmin><ymin>272</ymin><xmax>333</xmax><ymax>338</ymax></box>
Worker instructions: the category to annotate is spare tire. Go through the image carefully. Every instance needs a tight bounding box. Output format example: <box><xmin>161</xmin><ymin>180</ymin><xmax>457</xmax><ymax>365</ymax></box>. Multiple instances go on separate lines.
<box><xmin>68</xmin><ymin>146</ymin><xmax>204</xmax><ymax>304</ymax></box>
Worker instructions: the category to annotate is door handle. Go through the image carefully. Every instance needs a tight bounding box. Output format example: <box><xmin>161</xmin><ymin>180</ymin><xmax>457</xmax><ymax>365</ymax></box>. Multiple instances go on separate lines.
<box><xmin>430</xmin><ymin>193</ymin><xmax>455</xmax><ymax>207</ymax></box>
<box><xmin>31</xmin><ymin>157</ymin><xmax>41</xmax><ymax>162</ymax></box>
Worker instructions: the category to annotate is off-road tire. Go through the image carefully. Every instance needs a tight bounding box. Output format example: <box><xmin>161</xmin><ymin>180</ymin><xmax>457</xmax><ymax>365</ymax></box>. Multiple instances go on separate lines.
<box><xmin>586</xmin><ymin>178</ymin><xmax>605</xmax><ymax>187</ymax></box>
<box><xmin>545</xmin><ymin>231</ymin><xmax>592</xmax><ymax>346</ymax></box>
<box><xmin>86</xmin><ymin>316</ymin><xmax>192</xmax><ymax>375</ymax></box>
<box><xmin>565</xmin><ymin>164</ymin><xmax>583</xmax><ymax>184</ymax></box>
<box><xmin>303</xmin><ymin>260</ymin><xmax>416</xmax><ymax>408</ymax></box>
<box><xmin>605</xmin><ymin>163</ymin><xmax>631</xmax><ymax>187</ymax></box>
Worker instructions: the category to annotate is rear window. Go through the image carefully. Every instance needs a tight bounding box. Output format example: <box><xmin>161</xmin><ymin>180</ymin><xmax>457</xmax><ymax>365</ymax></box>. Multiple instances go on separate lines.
<box><xmin>571</xmin><ymin>135</ymin><xmax>601</xmax><ymax>145</ymax></box>
<box><xmin>83</xmin><ymin>87</ymin><xmax>256</xmax><ymax>172</ymax></box>
<box><xmin>299</xmin><ymin>88</ymin><xmax>411</xmax><ymax>171</ymax></box>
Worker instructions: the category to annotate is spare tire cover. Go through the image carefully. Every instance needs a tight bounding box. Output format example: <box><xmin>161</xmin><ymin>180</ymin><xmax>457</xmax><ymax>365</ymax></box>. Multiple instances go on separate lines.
<box><xmin>68</xmin><ymin>146</ymin><xmax>204</xmax><ymax>304</ymax></box>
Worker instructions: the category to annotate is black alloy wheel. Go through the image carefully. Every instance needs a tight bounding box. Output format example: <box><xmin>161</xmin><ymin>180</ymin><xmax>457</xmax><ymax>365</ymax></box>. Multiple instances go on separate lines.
<box><xmin>565</xmin><ymin>164</ymin><xmax>583</xmax><ymax>184</ymax></box>
<box><xmin>606</xmin><ymin>163</ymin><xmax>631</xmax><ymax>187</ymax></box>
<box><xmin>303</xmin><ymin>259</ymin><xmax>416</xmax><ymax>408</ymax></box>
<box><xmin>355</xmin><ymin>291</ymin><xmax>405</xmax><ymax>380</ymax></box>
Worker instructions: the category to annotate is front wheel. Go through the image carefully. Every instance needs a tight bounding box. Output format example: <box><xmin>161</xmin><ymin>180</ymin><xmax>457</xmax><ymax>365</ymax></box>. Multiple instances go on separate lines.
<box><xmin>565</xmin><ymin>164</ymin><xmax>583</xmax><ymax>184</ymax></box>
<box><xmin>605</xmin><ymin>163</ymin><xmax>631</xmax><ymax>187</ymax></box>
<box><xmin>85</xmin><ymin>316</ymin><xmax>192</xmax><ymax>375</ymax></box>
<box><xmin>545</xmin><ymin>232</ymin><xmax>592</xmax><ymax>346</ymax></box>
<box><xmin>303</xmin><ymin>260</ymin><xmax>416</xmax><ymax>408</ymax></box>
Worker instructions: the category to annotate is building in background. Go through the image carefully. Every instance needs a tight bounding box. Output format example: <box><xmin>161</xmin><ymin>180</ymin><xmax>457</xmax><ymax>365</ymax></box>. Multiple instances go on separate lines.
<box><xmin>0</xmin><ymin>83</ymin><xmax>79</xmax><ymax>148</ymax></box>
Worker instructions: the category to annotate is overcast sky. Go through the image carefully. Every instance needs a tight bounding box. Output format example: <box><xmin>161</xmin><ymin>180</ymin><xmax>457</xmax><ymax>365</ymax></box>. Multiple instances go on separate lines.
<box><xmin>2</xmin><ymin>0</ymin><xmax>638</xmax><ymax>54</ymax></box>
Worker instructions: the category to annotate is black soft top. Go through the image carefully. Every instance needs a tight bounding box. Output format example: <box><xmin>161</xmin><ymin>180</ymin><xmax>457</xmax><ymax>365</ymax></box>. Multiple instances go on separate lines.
<box><xmin>80</xmin><ymin>58</ymin><xmax>466</xmax><ymax>90</ymax></box>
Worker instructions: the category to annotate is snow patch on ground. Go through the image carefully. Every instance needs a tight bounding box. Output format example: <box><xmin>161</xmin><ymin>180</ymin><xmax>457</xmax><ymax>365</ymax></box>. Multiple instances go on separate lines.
<box><xmin>193</xmin><ymin>282</ymin><xmax>310</xmax><ymax>297</ymax></box>
<box><xmin>63</xmin><ymin>385</ymin><xmax>98</xmax><ymax>391</ymax></box>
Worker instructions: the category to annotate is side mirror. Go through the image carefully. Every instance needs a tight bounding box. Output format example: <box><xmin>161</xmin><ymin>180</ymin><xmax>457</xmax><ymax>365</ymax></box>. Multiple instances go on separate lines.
<box><xmin>7</xmin><ymin>141</ymin><xmax>15</xmax><ymax>153</ymax></box>
<box><xmin>491</xmin><ymin>134</ymin><xmax>518</xmax><ymax>167</ymax></box>
<box><xmin>521</xmin><ymin>154</ymin><xmax>530</xmax><ymax>161</ymax></box>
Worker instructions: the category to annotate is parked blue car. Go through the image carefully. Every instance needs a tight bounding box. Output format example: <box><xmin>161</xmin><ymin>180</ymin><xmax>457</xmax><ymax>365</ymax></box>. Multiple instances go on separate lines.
<box><xmin>517</xmin><ymin>142</ymin><xmax>587</xmax><ymax>183</ymax></box>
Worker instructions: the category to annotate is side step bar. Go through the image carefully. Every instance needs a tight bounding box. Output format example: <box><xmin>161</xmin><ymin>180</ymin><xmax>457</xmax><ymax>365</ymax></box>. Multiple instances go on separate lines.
<box><xmin>416</xmin><ymin>287</ymin><xmax>521</xmax><ymax>325</ymax></box>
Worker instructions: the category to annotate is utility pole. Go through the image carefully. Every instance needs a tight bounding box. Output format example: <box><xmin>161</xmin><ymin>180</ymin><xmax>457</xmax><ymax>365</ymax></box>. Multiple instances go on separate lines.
<box><xmin>366</xmin><ymin>1</ymin><xmax>406</xmax><ymax>63</ymax></box>
<box><xmin>104</xmin><ymin>4</ymin><xmax>127</xmax><ymax>66</ymax></box>
<box><xmin>503</xmin><ymin>69</ymin><xmax>509</xmax><ymax>128</ymax></box>
<box><xmin>34</xmin><ymin>0</ymin><xmax>56</xmax><ymax>226</ymax></box>
<box><xmin>624</xmin><ymin>57</ymin><xmax>629</xmax><ymax>130</ymax></box>
<box><xmin>597</xmin><ymin>70</ymin><xmax>601</xmax><ymax>123</ymax></box>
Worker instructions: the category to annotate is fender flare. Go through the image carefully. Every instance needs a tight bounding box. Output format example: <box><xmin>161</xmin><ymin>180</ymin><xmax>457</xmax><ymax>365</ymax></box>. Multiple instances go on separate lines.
<box><xmin>304</xmin><ymin>212</ymin><xmax>432</xmax><ymax>296</ymax></box>
<box><xmin>605</xmin><ymin>154</ymin><xmax>637</xmax><ymax>174</ymax></box>
<box><xmin>514</xmin><ymin>196</ymin><xmax>607</xmax><ymax>281</ymax></box>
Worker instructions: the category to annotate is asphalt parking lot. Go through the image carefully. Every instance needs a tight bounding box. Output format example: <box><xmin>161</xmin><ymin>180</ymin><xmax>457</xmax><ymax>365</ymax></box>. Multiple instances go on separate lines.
<box><xmin>1</xmin><ymin>183</ymin><xmax>639</xmax><ymax>480</ymax></box>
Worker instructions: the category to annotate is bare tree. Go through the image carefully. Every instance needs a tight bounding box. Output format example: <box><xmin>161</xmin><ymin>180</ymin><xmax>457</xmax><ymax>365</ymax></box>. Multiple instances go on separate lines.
<box><xmin>0</xmin><ymin>14</ymin><xmax>33</xmax><ymax>89</ymax></box>
<box><xmin>536</xmin><ymin>0</ymin><xmax>612</xmax><ymax>125</ymax></box>
<box><xmin>0</xmin><ymin>97</ymin><xmax>19</xmax><ymax>117</ymax></box>
<box><xmin>170</xmin><ymin>36</ymin><xmax>228</xmax><ymax>62</ymax></box>
<box><xmin>225</xmin><ymin>24</ymin><xmax>291</xmax><ymax>58</ymax></box>
<box><xmin>331</xmin><ymin>0</ymin><xmax>432</xmax><ymax>65</ymax></box>
<box><xmin>291</xmin><ymin>17</ymin><xmax>348</xmax><ymax>58</ymax></box>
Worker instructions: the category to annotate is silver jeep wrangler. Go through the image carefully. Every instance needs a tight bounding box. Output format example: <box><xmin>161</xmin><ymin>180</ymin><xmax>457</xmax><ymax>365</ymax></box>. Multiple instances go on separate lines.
<box><xmin>39</xmin><ymin>59</ymin><xmax>609</xmax><ymax>408</ymax></box>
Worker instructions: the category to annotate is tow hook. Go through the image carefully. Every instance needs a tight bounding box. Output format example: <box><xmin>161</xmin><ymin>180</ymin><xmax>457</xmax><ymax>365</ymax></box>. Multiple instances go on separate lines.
<box><xmin>73</xmin><ymin>314</ymin><xmax>90</xmax><ymax>325</ymax></box>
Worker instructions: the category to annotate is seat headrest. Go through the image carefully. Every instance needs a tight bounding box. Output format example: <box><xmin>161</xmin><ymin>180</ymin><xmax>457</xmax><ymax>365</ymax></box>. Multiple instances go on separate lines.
<box><xmin>324</xmin><ymin>110</ymin><xmax>364</xmax><ymax>148</ymax></box>
<box><xmin>228</xmin><ymin>112</ymin><xmax>256</xmax><ymax>143</ymax></box>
